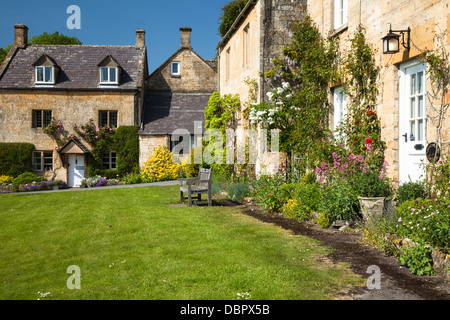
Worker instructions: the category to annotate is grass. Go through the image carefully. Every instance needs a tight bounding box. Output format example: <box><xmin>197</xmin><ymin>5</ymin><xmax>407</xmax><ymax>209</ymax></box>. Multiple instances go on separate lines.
<box><xmin>0</xmin><ymin>185</ymin><xmax>364</xmax><ymax>300</ymax></box>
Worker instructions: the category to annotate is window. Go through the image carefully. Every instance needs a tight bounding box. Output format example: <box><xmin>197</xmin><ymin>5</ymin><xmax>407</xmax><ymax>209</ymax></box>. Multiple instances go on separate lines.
<box><xmin>33</xmin><ymin>151</ymin><xmax>53</xmax><ymax>171</ymax></box>
<box><xmin>100</xmin><ymin>67</ymin><xmax>118</xmax><ymax>84</ymax></box>
<box><xmin>333</xmin><ymin>86</ymin><xmax>347</xmax><ymax>138</ymax></box>
<box><xmin>171</xmin><ymin>62</ymin><xmax>180</xmax><ymax>76</ymax></box>
<box><xmin>32</xmin><ymin>110</ymin><xmax>52</xmax><ymax>128</ymax></box>
<box><xmin>226</xmin><ymin>47</ymin><xmax>231</xmax><ymax>81</ymax></box>
<box><xmin>170</xmin><ymin>135</ymin><xmax>196</xmax><ymax>155</ymax></box>
<box><xmin>102</xmin><ymin>151</ymin><xmax>117</xmax><ymax>170</ymax></box>
<box><xmin>334</xmin><ymin>0</ymin><xmax>348</xmax><ymax>29</ymax></box>
<box><xmin>35</xmin><ymin>66</ymin><xmax>54</xmax><ymax>84</ymax></box>
<box><xmin>99</xmin><ymin>110</ymin><xmax>118</xmax><ymax>128</ymax></box>
<box><xmin>243</xmin><ymin>24</ymin><xmax>250</xmax><ymax>66</ymax></box>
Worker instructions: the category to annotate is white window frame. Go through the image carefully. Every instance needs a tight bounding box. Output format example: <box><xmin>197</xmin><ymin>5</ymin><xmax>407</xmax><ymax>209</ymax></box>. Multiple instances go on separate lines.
<box><xmin>333</xmin><ymin>86</ymin><xmax>347</xmax><ymax>139</ymax></box>
<box><xmin>32</xmin><ymin>150</ymin><xmax>53</xmax><ymax>172</ymax></box>
<box><xmin>102</xmin><ymin>151</ymin><xmax>117</xmax><ymax>170</ymax></box>
<box><xmin>170</xmin><ymin>62</ymin><xmax>180</xmax><ymax>76</ymax></box>
<box><xmin>334</xmin><ymin>0</ymin><xmax>348</xmax><ymax>30</ymax></box>
<box><xmin>99</xmin><ymin>66</ymin><xmax>118</xmax><ymax>84</ymax></box>
<box><xmin>35</xmin><ymin>66</ymin><xmax>54</xmax><ymax>84</ymax></box>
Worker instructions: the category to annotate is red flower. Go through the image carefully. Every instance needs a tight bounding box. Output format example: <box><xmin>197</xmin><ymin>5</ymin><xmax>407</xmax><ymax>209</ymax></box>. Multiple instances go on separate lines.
<box><xmin>365</xmin><ymin>138</ymin><xmax>372</xmax><ymax>144</ymax></box>
<box><xmin>367</xmin><ymin>110</ymin><xmax>375</xmax><ymax>115</ymax></box>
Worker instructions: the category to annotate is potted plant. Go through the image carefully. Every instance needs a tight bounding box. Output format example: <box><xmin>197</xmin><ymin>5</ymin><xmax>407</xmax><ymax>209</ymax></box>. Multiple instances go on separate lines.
<box><xmin>52</xmin><ymin>179</ymin><xmax>63</xmax><ymax>190</ymax></box>
<box><xmin>80</xmin><ymin>179</ymin><xmax>87</xmax><ymax>188</ymax></box>
<box><xmin>352</xmin><ymin>170</ymin><xmax>392</xmax><ymax>220</ymax></box>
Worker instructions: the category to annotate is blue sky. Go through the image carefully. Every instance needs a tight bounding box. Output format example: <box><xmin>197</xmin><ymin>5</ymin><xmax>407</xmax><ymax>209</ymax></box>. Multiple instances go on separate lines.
<box><xmin>0</xmin><ymin>0</ymin><xmax>230</xmax><ymax>73</ymax></box>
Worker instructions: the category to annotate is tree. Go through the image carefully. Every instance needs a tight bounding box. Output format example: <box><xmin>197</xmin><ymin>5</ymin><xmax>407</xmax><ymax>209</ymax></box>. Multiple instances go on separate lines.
<box><xmin>218</xmin><ymin>0</ymin><xmax>249</xmax><ymax>37</ymax></box>
<box><xmin>0</xmin><ymin>31</ymin><xmax>82</xmax><ymax>65</ymax></box>
<box><xmin>29</xmin><ymin>31</ymin><xmax>82</xmax><ymax>45</ymax></box>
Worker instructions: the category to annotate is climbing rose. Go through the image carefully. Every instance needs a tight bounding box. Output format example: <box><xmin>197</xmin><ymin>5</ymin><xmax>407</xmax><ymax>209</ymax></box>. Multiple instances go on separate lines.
<box><xmin>365</xmin><ymin>138</ymin><xmax>372</xmax><ymax>144</ymax></box>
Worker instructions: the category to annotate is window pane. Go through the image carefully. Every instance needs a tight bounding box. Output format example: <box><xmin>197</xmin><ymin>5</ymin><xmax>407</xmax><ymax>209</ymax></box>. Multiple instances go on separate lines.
<box><xmin>109</xmin><ymin>67</ymin><xmax>116</xmax><ymax>83</ymax></box>
<box><xmin>418</xmin><ymin>119</ymin><xmax>424</xmax><ymax>141</ymax></box>
<box><xmin>33</xmin><ymin>110</ymin><xmax>42</xmax><ymax>128</ymax></box>
<box><xmin>102</xmin><ymin>155</ymin><xmax>110</xmax><ymax>169</ymax></box>
<box><xmin>417</xmin><ymin>71</ymin><xmax>423</xmax><ymax>94</ymax></box>
<box><xmin>33</xmin><ymin>151</ymin><xmax>42</xmax><ymax>171</ymax></box>
<box><xmin>101</xmin><ymin>67</ymin><xmax>108</xmax><ymax>82</ymax></box>
<box><xmin>99</xmin><ymin>111</ymin><xmax>108</xmax><ymax>127</ymax></box>
<box><xmin>36</xmin><ymin>67</ymin><xmax>44</xmax><ymax>82</ymax></box>
<box><xmin>109</xmin><ymin>111</ymin><xmax>118</xmax><ymax>128</ymax></box>
<box><xmin>410</xmin><ymin>74</ymin><xmax>416</xmax><ymax>95</ymax></box>
<box><xmin>410</xmin><ymin>121</ymin><xmax>416</xmax><ymax>140</ymax></box>
<box><xmin>44</xmin><ymin>67</ymin><xmax>53</xmax><ymax>82</ymax></box>
<box><xmin>43</xmin><ymin>151</ymin><xmax>53</xmax><ymax>170</ymax></box>
<box><xmin>410</xmin><ymin>98</ymin><xmax>415</xmax><ymax>118</ymax></box>
<box><xmin>43</xmin><ymin>110</ymin><xmax>52</xmax><ymax>127</ymax></box>
<box><xmin>110</xmin><ymin>152</ymin><xmax>116</xmax><ymax>169</ymax></box>
<box><xmin>418</xmin><ymin>96</ymin><xmax>424</xmax><ymax>117</ymax></box>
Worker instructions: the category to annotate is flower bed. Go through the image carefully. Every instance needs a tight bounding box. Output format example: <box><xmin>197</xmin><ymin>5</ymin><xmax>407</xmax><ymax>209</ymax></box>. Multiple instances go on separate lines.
<box><xmin>18</xmin><ymin>180</ymin><xmax>67</xmax><ymax>192</ymax></box>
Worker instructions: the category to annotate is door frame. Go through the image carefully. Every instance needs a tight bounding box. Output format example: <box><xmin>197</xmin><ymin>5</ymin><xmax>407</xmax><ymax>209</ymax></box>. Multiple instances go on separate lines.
<box><xmin>398</xmin><ymin>60</ymin><xmax>427</xmax><ymax>185</ymax></box>
<box><xmin>67</xmin><ymin>154</ymin><xmax>86</xmax><ymax>187</ymax></box>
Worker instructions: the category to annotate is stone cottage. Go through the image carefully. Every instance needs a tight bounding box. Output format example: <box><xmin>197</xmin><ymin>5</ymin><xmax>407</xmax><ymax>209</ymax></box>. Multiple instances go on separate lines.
<box><xmin>216</xmin><ymin>0</ymin><xmax>307</xmax><ymax>174</ymax></box>
<box><xmin>0</xmin><ymin>24</ymin><xmax>148</xmax><ymax>187</ymax></box>
<box><xmin>308</xmin><ymin>0</ymin><xmax>450</xmax><ymax>185</ymax></box>
<box><xmin>138</xmin><ymin>27</ymin><xmax>218</xmax><ymax>166</ymax></box>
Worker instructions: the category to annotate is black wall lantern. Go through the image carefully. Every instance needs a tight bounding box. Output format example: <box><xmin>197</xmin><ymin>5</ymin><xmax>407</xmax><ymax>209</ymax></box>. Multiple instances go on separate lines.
<box><xmin>382</xmin><ymin>24</ymin><xmax>411</xmax><ymax>54</ymax></box>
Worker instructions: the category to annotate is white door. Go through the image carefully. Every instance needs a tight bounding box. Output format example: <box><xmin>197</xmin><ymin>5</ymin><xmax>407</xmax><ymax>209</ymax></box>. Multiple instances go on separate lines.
<box><xmin>399</xmin><ymin>62</ymin><xmax>427</xmax><ymax>185</ymax></box>
<box><xmin>68</xmin><ymin>154</ymin><xmax>85</xmax><ymax>187</ymax></box>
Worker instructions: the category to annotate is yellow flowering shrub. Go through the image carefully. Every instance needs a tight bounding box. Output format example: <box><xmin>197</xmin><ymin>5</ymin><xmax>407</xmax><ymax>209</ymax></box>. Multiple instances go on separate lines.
<box><xmin>0</xmin><ymin>175</ymin><xmax>14</xmax><ymax>185</ymax></box>
<box><xmin>141</xmin><ymin>146</ymin><xmax>180</xmax><ymax>182</ymax></box>
<box><xmin>281</xmin><ymin>198</ymin><xmax>299</xmax><ymax>219</ymax></box>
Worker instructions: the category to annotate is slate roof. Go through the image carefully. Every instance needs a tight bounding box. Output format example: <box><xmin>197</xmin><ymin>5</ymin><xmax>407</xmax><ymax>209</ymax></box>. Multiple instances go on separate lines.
<box><xmin>139</xmin><ymin>92</ymin><xmax>211</xmax><ymax>135</ymax></box>
<box><xmin>0</xmin><ymin>45</ymin><xmax>146</xmax><ymax>90</ymax></box>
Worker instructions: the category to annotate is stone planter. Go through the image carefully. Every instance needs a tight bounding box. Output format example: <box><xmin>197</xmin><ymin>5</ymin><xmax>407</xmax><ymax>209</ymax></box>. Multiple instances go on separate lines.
<box><xmin>52</xmin><ymin>186</ymin><xmax>60</xmax><ymax>191</ymax></box>
<box><xmin>0</xmin><ymin>185</ymin><xmax>13</xmax><ymax>193</ymax></box>
<box><xmin>358</xmin><ymin>197</ymin><xmax>385</xmax><ymax>220</ymax></box>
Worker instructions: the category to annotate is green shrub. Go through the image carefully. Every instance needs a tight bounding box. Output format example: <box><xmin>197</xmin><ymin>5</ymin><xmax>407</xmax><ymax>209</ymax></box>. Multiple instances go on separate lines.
<box><xmin>0</xmin><ymin>143</ymin><xmax>35</xmax><ymax>177</ymax></box>
<box><xmin>395</xmin><ymin>199</ymin><xmax>450</xmax><ymax>252</ymax></box>
<box><xmin>122</xmin><ymin>172</ymin><xmax>144</xmax><ymax>185</ymax></box>
<box><xmin>296</xmin><ymin>182</ymin><xmax>323</xmax><ymax>220</ymax></box>
<box><xmin>399</xmin><ymin>243</ymin><xmax>435</xmax><ymax>276</ymax></box>
<box><xmin>395</xmin><ymin>180</ymin><xmax>427</xmax><ymax>204</ymax></box>
<box><xmin>12</xmin><ymin>172</ymin><xmax>45</xmax><ymax>191</ymax></box>
<box><xmin>114</xmin><ymin>126</ymin><xmax>140</xmax><ymax>176</ymax></box>
<box><xmin>351</xmin><ymin>170</ymin><xmax>392</xmax><ymax>198</ymax></box>
<box><xmin>320</xmin><ymin>182</ymin><xmax>359</xmax><ymax>224</ymax></box>
<box><xmin>226</xmin><ymin>183</ymin><xmax>249</xmax><ymax>202</ymax></box>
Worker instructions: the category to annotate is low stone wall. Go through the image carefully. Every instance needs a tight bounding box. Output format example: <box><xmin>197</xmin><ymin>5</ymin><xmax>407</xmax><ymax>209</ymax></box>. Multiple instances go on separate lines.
<box><xmin>0</xmin><ymin>185</ymin><xmax>13</xmax><ymax>193</ymax></box>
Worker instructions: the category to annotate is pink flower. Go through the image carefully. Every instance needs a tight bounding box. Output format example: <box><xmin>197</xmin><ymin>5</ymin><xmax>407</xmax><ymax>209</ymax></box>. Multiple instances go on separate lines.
<box><xmin>95</xmin><ymin>136</ymin><xmax>98</xmax><ymax>139</ymax></box>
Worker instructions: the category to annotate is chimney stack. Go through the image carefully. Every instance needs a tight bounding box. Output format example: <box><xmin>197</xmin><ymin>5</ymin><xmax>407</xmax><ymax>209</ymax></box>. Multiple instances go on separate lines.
<box><xmin>180</xmin><ymin>27</ymin><xmax>192</xmax><ymax>48</ymax></box>
<box><xmin>14</xmin><ymin>24</ymin><xmax>28</xmax><ymax>49</ymax></box>
<box><xmin>136</xmin><ymin>28</ymin><xmax>145</xmax><ymax>48</ymax></box>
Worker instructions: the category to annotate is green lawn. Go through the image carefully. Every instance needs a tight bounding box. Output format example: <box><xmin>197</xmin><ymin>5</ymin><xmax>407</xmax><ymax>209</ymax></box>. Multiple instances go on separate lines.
<box><xmin>0</xmin><ymin>185</ymin><xmax>364</xmax><ymax>300</ymax></box>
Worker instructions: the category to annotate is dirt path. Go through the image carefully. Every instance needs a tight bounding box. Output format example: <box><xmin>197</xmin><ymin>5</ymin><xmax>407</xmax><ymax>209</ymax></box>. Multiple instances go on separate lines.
<box><xmin>230</xmin><ymin>202</ymin><xmax>450</xmax><ymax>300</ymax></box>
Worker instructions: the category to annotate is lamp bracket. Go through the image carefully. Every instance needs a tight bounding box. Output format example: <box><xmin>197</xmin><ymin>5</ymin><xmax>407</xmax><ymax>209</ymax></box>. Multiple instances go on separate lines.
<box><xmin>388</xmin><ymin>24</ymin><xmax>411</xmax><ymax>51</ymax></box>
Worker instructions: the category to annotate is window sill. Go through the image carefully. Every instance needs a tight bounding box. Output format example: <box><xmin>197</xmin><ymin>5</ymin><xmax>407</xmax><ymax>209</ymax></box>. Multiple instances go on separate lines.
<box><xmin>330</xmin><ymin>24</ymin><xmax>348</xmax><ymax>37</ymax></box>
<box><xmin>170</xmin><ymin>75</ymin><xmax>181</xmax><ymax>78</ymax></box>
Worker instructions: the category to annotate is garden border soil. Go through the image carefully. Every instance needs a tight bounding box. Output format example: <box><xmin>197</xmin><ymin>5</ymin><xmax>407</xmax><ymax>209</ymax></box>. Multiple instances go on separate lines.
<box><xmin>212</xmin><ymin>200</ymin><xmax>450</xmax><ymax>300</ymax></box>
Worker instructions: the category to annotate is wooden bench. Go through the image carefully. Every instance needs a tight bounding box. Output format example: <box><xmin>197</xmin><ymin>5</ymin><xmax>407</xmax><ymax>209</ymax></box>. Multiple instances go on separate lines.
<box><xmin>178</xmin><ymin>167</ymin><xmax>213</xmax><ymax>207</ymax></box>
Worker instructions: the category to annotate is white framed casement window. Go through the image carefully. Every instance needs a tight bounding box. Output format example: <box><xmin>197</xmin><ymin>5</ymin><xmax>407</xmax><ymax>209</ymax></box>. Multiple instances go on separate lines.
<box><xmin>32</xmin><ymin>150</ymin><xmax>53</xmax><ymax>172</ymax></box>
<box><xmin>334</xmin><ymin>0</ymin><xmax>348</xmax><ymax>30</ymax></box>
<box><xmin>243</xmin><ymin>23</ymin><xmax>250</xmax><ymax>66</ymax></box>
<box><xmin>100</xmin><ymin>66</ymin><xmax>118</xmax><ymax>84</ymax></box>
<box><xmin>171</xmin><ymin>62</ymin><xmax>180</xmax><ymax>76</ymax></box>
<box><xmin>99</xmin><ymin>110</ymin><xmax>118</xmax><ymax>128</ymax></box>
<box><xmin>333</xmin><ymin>86</ymin><xmax>347</xmax><ymax>138</ymax></box>
<box><xmin>102</xmin><ymin>151</ymin><xmax>117</xmax><ymax>170</ymax></box>
<box><xmin>35</xmin><ymin>66</ymin><xmax>54</xmax><ymax>84</ymax></box>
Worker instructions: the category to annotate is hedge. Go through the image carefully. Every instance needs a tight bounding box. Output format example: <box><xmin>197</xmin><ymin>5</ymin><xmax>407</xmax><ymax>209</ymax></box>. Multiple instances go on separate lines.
<box><xmin>0</xmin><ymin>143</ymin><xmax>35</xmax><ymax>177</ymax></box>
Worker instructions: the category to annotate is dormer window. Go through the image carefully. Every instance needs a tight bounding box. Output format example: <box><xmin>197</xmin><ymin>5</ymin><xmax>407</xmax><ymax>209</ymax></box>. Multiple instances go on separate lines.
<box><xmin>33</xmin><ymin>54</ymin><xmax>58</xmax><ymax>85</ymax></box>
<box><xmin>100</xmin><ymin>67</ymin><xmax>118</xmax><ymax>84</ymax></box>
<box><xmin>36</xmin><ymin>66</ymin><xmax>54</xmax><ymax>83</ymax></box>
<box><xmin>98</xmin><ymin>55</ymin><xmax>121</xmax><ymax>86</ymax></box>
